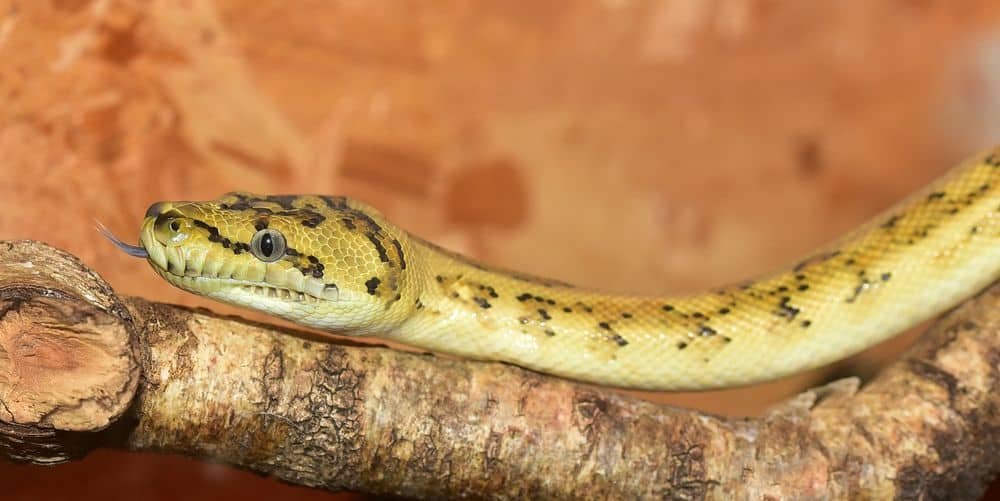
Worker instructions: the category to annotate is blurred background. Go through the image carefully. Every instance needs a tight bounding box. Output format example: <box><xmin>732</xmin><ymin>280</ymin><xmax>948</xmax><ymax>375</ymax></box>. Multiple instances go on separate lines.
<box><xmin>1</xmin><ymin>0</ymin><xmax>999</xmax><ymax>499</ymax></box>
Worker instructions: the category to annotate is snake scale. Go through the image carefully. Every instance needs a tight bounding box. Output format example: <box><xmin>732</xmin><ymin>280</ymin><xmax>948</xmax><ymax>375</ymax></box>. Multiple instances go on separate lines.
<box><xmin>103</xmin><ymin>149</ymin><xmax>1000</xmax><ymax>390</ymax></box>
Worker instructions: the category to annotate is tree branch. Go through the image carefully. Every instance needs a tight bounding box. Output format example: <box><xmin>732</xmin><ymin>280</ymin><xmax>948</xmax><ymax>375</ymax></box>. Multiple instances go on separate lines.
<box><xmin>1</xmin><ymin>240</ymin><xmax>997</xmax><ymax>499</ymax></box>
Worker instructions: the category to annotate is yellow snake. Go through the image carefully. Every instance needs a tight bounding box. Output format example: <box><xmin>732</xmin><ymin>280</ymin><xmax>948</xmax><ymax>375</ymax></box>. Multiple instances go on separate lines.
<box><xmin>103</xmin><ymin>149</ymin><xmax>1000</xmax><ymax>390</ymax></box>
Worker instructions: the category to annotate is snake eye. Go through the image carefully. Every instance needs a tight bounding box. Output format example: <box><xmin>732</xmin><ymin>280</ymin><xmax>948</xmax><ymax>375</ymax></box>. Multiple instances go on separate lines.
<box><xmin>250</xmin><ymin>228</ymin><xmax>286</xmax><ymax>262</ymax></box>
<box><xmin>169</xmin><ymin>220</ymin><xmax>181</xmax><ymax>232</ymax></box>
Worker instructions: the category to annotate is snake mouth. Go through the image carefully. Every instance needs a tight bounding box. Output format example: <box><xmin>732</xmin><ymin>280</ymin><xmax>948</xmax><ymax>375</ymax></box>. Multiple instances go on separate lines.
<box><xmin>162</xmin><ymin>273</ymin><xmax>335</xmax><ymax>305</ymax></box>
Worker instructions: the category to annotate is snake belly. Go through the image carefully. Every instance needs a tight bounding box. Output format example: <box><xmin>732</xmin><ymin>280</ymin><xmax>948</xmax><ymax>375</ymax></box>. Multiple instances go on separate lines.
<box><xmin>129</xmin><ymin>150</ymin><xmax>1000</xmax><ymax>390</ymax></box>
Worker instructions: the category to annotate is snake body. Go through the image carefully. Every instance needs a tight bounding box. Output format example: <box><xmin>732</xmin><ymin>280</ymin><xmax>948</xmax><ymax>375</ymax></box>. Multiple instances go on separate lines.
<box><xmin>119</xmin><ymin>150</ymin><xmax>1000</xmax><ymax>390</ymax></box>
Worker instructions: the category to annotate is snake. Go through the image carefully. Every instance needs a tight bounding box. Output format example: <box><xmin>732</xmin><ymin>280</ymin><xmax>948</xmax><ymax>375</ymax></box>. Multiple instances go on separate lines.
<box><xmin>101</xmin><ymin>149</ymin><xmax>1000</xmax><ymax>391</ymax></box>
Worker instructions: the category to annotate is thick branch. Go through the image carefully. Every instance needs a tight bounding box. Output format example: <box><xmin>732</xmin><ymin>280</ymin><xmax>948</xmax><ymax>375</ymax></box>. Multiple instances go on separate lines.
<box><xmin>0</xmin><ymin>240</ymin><xmax>997</xmax><ymax>499</ymax></box>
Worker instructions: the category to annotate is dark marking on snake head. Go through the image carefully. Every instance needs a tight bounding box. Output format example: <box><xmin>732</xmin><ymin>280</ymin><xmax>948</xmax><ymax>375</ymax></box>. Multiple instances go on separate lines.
<box><xmin>881</xmin><ymin>215</ymin><xmax>901</xmax><ymax>229</ymax></box>
<box><xmin>598</xmin><ymin>322</ymin><xmax>611</xmax><ymax>330</ymax></box>
<box><xmin>391</xmin><ymin>239</ymin><xmax>406</xmax><ymax>269</ymax></box>
<box><xmin>801</xmin><ymin>320</ymin><xmax>812</xmax><ymax>328</ymax></box>
<box><xmin>718</xmin><ymin>307</ymin><xmax>731</xmax><ymax>315</ymax></box>
<box><xmin>611</xmin><ymin>334</ymin><xmax>628</xmax><ymax>347</ymax></box>
<box><xmin>797</xmin><ymin>284</ymin><xmax>809</xmax><ymax>291</ymax></box>
<box><xmin>473</xmin><ymin>297</ymin><xmax>491</xmax><ymax>309</ymax></box>
<box><xmin>543</xmin><ymin>328</ymin><xmax>556</xmax><ymax>337</ymax></box>
<box><xmin>662</xmin><ymin>304</ymin><xmax>675</xmax><ymax>312</ymax></box>
<box><xmin>881</xmin><ymin>272</ymin><xmax>892</xmax><ymax>282</ymax></box>
<box><xmin>621</xmin><ymin>312</ymin><xmax>633</xmax><ymax>319</ymax></box>
<box><xmin>368</xmin><ymin>234</ymin><xmax>390</xmax><ymax>263</ymax></box>
<box><xmin>253</xmin><ymin>219</ymin><xmax>269</xmax><ymax>231</ymax></box>
<box><xmin>537</xmin><ymin>309</ymin><xmax>551</xmax><ymax>321</ymax></box>
<box><xmin>562</xmin><ymin>307</ymin><xmax>572</xmax><ymax>313</ymax></box>
<box><xmin>698</xmin><ymin>325</ymin><xmax>717</xmax><ymax>337</ymax></box>
<box><xmin>927</xmin><ymin>191</ymin><xmax>946</xmax><ymax>201</ymax></box>
<box><xmin>341</xmin><ymin>218</ymin><xmax>356</xmax><ymax>230</ymax></box>
<box><xmin>516</xmin><ymin>293</ymin><xmax>532</xmax><ymax>302</ymax></box>
<box><xmin>677</xmin><ymin>341</ymin><xmax>688</xmax><ymax>350</ymax></box>
<box><xmin>365</xmin><ymin>277</ymin><xmax>381</xmax><ymax>295</ymax></box>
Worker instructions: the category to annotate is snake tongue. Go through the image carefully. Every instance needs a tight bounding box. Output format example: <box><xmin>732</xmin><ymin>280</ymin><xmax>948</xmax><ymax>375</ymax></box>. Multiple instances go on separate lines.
<box><xmin>97</xmin><ymin>221</ymin><xmax>150</xmax><ymax>259</ymax></box>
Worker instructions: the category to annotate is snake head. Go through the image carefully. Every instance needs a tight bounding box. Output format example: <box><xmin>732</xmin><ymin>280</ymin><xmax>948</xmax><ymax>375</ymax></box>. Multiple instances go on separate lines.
<box><xmin>127</xmin><ymin>192</ymin><xmax>416</xmax><ymax>334</ymax></box>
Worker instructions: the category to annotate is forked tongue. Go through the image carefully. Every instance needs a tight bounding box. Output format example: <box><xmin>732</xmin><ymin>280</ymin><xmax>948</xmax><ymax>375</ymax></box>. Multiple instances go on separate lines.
<box><xmin>96</xmin><ymin>220</ymin><xmax>149</xmax><ymax>258</ymax></box>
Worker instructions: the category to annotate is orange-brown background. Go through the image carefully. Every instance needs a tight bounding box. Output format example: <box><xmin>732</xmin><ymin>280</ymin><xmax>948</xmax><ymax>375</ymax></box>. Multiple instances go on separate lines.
<box><xmin>2</xmin><ymin>1</ymin><xmax>999</xmax><ymax>499</ymax></box>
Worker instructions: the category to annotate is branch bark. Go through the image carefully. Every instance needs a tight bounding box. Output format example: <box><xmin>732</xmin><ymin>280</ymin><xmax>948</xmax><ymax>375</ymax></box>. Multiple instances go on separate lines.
<box><xmin>0</xmin><ymin>240</ymin><xmax>997</xmax><ymax>499</ymax></box>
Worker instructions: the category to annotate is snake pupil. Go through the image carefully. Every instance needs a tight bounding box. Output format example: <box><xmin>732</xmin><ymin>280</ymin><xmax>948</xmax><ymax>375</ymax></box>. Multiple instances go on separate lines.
<box><xmin>260</xmin><ymin>234</ymin><xmax>273</xmax><ymax>256</ymax></box>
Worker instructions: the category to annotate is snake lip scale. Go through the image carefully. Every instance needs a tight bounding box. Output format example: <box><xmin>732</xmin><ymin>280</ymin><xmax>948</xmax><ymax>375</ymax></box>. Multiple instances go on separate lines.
<box><xmin>104</xmin><ymin>149</ymin><xmax>999</xmax><ymax>390</ymax></box>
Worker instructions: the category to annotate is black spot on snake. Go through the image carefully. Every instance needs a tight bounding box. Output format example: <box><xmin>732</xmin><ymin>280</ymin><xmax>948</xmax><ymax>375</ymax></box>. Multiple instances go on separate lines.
<box><xmin>473</xmin><ymin>297</ymin><xmax>491</xmax><ymax>309</ymax></box>
<box><xmin>611</xmin><ymin>334</ymin><xmax>628</xmax><ymax>347</ymax></box>
<box><xmin>801</xmin><ymin>320</ymin><xmax>812</xmax><ymax>328</ymax></box>
<box><xmin>516</xmin><ymin>293</ymin><xmax>532</xmax><ymax>302</ymax></box>
<box><xmin>718</xmin><ymin>307</ymin><xmax>731</xmax><ymax>315</ymax></box>
<box><xmin>676</xmin><ymin>342</ymin><xmax>688</xmax><ymax>350</ymax></box>
<box><xmin>341</xmin><ymin>218</ymin><xmax>356</xmax><ymax>230</ymax></box>
<box><xmin>621</xmin><ymin>312</ymin><xmax>633</xmax><ymax>319</ymax></box>
<box><xmin>776</xmin><ymin>296</ymin><xmax>800</xmax><ymax>320</ymax></box>
<box><xmin>562</xmin><ymin>307</ymin><xmax>572</xmax><ymax>313</ymax></box>
<box><xmin>927</xmin><ymin>191</ymin><xmax>946</xmax><ymax>201</ymax></box>
<box><xmin>365</xmin><ymin>277</ymin><xmax>381</xmax><ymax>295</ymax></box>
<box><xmin>538</xmin><ymin>309</ymin><xmax>551</xmax><ymax>320</ymax></box>
<box><xmin>845</xmin><ymin>275</ymin><xmax>873</xmax><ymax>303</ymax></box>
<box><xmin>544</xmin><ymin>328</ymin><xmax>556</xmax><ymax>337</ymax></box>
<box><xmin>698</xmin><ymin>325</ymin><xmax>717</xmax><ymax>337</ymax></box>
<box><xmin>881</xmin><ymin>215</ymin><xmax>901</xmax><ymax>229</ymax></box>
<box><xmin>598</xmin><ymin>322</ymin><xmax>611</xmax><ymax>330</ymax></box>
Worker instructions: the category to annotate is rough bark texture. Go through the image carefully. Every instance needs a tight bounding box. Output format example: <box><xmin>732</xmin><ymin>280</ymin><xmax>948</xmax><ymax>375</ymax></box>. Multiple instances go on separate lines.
<box><xmin>0</xmin><ymin>240</ymin><xmax>998</xmax><ymax>499</ymax></box>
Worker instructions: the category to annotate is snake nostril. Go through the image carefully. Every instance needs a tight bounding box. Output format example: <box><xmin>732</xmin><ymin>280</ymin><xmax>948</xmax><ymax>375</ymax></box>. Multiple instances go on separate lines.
<box><xmin>145</xmin><ymin>202</ymin><xmax>168</xmax><ymax>218</ymax></box>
